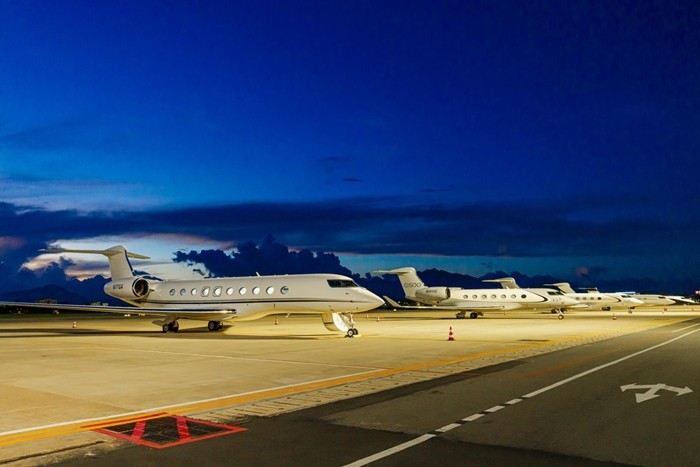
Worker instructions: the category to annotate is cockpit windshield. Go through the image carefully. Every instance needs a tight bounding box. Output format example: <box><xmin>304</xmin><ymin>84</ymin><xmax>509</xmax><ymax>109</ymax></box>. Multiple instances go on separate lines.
<box><xmin>327</xmin><ymin>279</ymin><xmax>359</xmax><ymax>288</ymax></box>
<box><xmin>546</xmin><ymin>291</ymin><xmax>564</xmax><ymax>296</ymax></box>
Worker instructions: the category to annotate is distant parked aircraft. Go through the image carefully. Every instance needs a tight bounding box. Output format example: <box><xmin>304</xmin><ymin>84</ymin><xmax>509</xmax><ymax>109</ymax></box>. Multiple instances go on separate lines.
<box><xmin>375</xmin><ymin>267</ymin><xmax>580</xmax><ymax>319</ymax></box>
<box><xmin>542</xmin><ymin>283</ymin><xmax>644</xmax><ymax>311</ymax></box>
<box><xmin>620</xmin><ymin>292</ymin><xmax>684</xmax><ymax>306</ymax></box>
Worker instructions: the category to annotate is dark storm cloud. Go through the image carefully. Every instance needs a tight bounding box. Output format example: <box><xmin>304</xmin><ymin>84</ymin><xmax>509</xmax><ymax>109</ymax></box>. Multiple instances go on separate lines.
<box><xmin>173</xmin><ymin>235</ymin><xmax>353</xmax><ymax>278</ymax></box>
<box><xmin>0</xmin><ymin>202</ymin><xmax>134</xmax><ymax>239</ymax></box>
<box><xmin>1</xmin><ymin>196</ymin><xmax>695</xmax><ymax>261</ymax></box>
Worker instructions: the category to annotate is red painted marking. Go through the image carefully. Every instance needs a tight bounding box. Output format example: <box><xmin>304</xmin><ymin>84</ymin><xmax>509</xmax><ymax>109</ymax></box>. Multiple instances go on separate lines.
<box><xmin>131</xmin><ymin>420</ymin><xmax>147</xmax><ymax>440</ymax></box>
<box><xmin>95</xmin><ymin>415</ymin><xmax>247</xmax><ymax>449</ymax></box>
<box><xmin>176</xmin><ymin>416</ymin><xmax>190</xmax><ymax>439</ymax></box>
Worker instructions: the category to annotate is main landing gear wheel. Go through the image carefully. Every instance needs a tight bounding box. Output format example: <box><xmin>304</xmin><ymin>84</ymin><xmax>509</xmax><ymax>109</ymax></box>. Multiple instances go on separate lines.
<box><xmin>470</xmin><ymin>312</ymin><xmax>478</xmax><ymax>319</ymax></box>
<box><xmin>208</xmin><ymin>321</ymin><xmax>224</xmax><ymax>331</ymax></box>
<box><xmin>346</xmin><ymin>328</ymin><xmax>359</xmax><ymax>338</ymax></box>
<box><xmin>162</xmin><ymin>322</ymin><xmax>180</xmax><ymax>333</ymax></box>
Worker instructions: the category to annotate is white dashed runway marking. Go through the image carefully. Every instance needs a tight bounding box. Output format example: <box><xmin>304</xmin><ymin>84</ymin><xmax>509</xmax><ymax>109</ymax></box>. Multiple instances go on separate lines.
<box><xmin>344</xmin><ymin>328</ymin><xmax>699</xmax><ymax>467</ymax></box>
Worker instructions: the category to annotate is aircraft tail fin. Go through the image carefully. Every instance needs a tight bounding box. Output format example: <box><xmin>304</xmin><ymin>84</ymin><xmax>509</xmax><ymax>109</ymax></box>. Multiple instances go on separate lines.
<box><xmin>41</xmin><ymin>245</ymin><xmax>149</xmax><ymax>280</ymax></box>
<box><xmin>373</xmin><ymin>267</ymin><xmax>424</xmax><ymax>300</ymax></box>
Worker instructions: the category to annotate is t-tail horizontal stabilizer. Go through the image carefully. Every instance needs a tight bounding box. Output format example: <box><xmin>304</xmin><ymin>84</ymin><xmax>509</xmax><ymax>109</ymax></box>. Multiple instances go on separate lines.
<box><xmin>544</xmin><ymin>282</ymin><xmax>576</xmax><ymax>294</ymax></box>
<box><xmin>482</xmin><ymin>277</ymin><xmax>520</xmax><ymax>289</ymax></box>
<box><xmin>41</xmin><ymin>245</ymin><xmax>150</xmax><ymax>280</ymax></box>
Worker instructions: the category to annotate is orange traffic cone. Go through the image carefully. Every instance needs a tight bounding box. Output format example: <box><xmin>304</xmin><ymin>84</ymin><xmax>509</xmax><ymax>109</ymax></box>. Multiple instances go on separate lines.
<box><xmin>376</xmin><ymin>316</ymin><xmax>380</xmax><ymax>322</ymax></box>
<box><xmin>72</xmin><ymin>320</ymin><xmax>77</xmax><ymax>329</ymax></box>
<box><xmin>612</xmin><ymin>313</ymin><xmax>616</xmax><ymax>320</ymax></box>
<box><xmin>448</xmin><ymin>326</ymin><xmax>455</xmax><ymax>341</ymax></box>
<box><xmin>274</xmin><ymin>318</ymin><xmax>278</xmax><ymax>325</ymax></box>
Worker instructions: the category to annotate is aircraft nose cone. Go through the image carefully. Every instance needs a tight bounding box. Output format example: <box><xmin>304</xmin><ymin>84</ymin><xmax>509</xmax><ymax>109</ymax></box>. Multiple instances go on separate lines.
<box><xmin>358</xmin><ymin>289</ymin><xmax>385</xmax><ymax>309</ymax></box>
<box><xmin>369</xmin><ymin>292</ymin><xmax>385</xmax><ymax>307</ymax></box>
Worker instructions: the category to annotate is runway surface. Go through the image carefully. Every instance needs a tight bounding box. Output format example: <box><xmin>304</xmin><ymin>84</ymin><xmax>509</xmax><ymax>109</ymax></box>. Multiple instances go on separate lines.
<box><xmin>1</xmin><ymin>307</ymin><xmax>698</xmax><ymax>466</ymax></box>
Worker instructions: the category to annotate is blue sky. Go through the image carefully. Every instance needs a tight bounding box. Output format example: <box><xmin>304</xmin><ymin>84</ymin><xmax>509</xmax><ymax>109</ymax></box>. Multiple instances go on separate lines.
<box><xmin>1</xmin><ymin>0</ymin><xmax>699</xmax><ymax>293</ymax></box>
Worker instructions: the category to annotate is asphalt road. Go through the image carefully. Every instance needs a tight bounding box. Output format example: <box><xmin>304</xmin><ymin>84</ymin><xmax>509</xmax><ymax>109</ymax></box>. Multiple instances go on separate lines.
<box><xmin>49</xmin><ymin>318</ymin><xmax>700</xmax><ymax>466</ymax></box>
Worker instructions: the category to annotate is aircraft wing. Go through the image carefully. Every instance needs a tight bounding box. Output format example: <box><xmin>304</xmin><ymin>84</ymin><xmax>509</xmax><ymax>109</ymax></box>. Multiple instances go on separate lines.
<box><xmin>0</xmin><ymin>301</ymin><xmax>237</xmax><ymax>321</ymax></box>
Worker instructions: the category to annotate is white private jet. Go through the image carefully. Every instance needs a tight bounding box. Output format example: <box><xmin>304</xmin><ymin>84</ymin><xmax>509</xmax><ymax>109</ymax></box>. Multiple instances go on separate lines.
<box><xmin>663</xmin><ymin>295</ymin><xmax>697</xmax><ymax>305</ymax></box>
<box><xmin>544</xmin><ymin>283</ymin><xmax>644</xmax><ymax>311</ymax></box>
<box><xmin>1</xmin><ymin>246</ymin><xmax>384</xmax><ymax>337</ymax></box>
<box><xmin>374</xmin><ymin>267</ymin><xmax>580</xmax><ymax>319</ymax></box>
<box><xmin>614</xmin><ymin>292</ymin><xmax>677</xmax><ymax>307</ymax></box>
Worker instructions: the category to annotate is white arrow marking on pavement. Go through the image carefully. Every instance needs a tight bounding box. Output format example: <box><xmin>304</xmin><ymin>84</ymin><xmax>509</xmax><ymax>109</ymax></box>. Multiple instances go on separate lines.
<box><xmin>620</xmin><ymin>383</ymin><xmax>693</xmax><ymax>403</ymax></box>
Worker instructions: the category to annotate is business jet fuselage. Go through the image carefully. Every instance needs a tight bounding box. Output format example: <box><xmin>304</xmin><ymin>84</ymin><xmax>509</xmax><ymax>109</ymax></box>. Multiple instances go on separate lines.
<box><xmin>4</xmin><ymin>246</ymin><xmax>384</xmax><ymax>336</ymax></box>
<box><xmin>118</xmin><ymin>273</ymin><xmax>383</xmax><ymax>329</ymax></box>
<box><xmin>375</xmin><ymin>268</ymin><xmax>580</xmax><ymax>318</ymax></box>
<box><xmin>619</xmin><ymin>293</ymin><xmax>677</xmax><ymax>307</ymax></box>
<box><xmin>545</xmin><ymin>283</ymin><xmax>644</xmax><ymax>310</ymax></box>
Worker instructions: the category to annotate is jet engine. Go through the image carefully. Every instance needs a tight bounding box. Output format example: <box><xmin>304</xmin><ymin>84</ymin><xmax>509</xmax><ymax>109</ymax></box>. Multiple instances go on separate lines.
<box><xmin>104</xmin><ymin>277</ymin><xmax>150</xmax><ymax>301</ymax></box>
<box><xmin>414</xmin><ymin>287</ymin><xmax>461</xmax><ymax>302</ymax></box>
